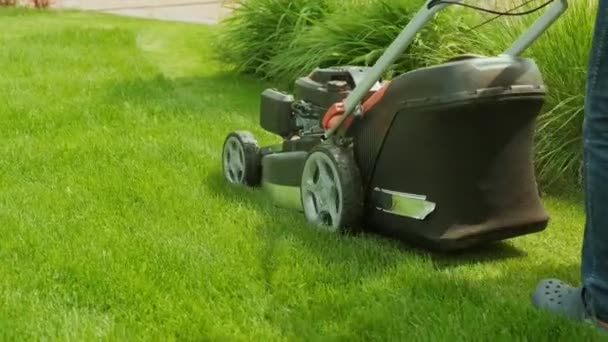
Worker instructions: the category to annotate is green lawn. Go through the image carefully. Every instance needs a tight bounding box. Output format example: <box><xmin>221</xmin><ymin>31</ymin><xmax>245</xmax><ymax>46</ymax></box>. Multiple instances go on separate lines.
<box><xmin>0</xmin><ymin>8</ymin><xmax>602</xmax><ymax>341</ymax></box>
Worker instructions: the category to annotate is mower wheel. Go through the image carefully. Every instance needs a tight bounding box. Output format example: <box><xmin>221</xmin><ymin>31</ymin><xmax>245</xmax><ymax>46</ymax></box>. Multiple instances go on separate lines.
<box><xmin>222</xmin><ymin>131</ymin><xmax>261</xmax><ymax>186</ymax></box>
<box><xmin>300</xmin><ymin>142</ymin><xmax>363</xmax><ymax>233</ymax></box>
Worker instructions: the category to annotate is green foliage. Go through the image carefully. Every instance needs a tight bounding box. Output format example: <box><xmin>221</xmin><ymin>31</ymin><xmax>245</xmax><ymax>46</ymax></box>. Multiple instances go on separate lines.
<box><xmin>265</xmin><ymin>0</ymin><xmax>461</xmax><ymax>85</ymax></box>
<box><xmin>521</xmin><ymin>2</ymin><xmax>594</xmax><ymax>189</ymax></box>
<box><xmin>216</xmin><ymin>0</ymin><xmax>462</xmax><ymax>86</ymax></box>
<box><xmin>215</xmin><ymin>0</ymin><xmax>335</xmax><ymax>78</ymax></box>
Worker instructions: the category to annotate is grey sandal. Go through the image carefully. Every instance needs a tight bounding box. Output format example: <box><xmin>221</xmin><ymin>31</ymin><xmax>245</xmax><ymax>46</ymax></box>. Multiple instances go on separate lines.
<box><xmin>532</xmin><ymin>278</ymin><xmax>589</xmax><ymax>321</ymax></box>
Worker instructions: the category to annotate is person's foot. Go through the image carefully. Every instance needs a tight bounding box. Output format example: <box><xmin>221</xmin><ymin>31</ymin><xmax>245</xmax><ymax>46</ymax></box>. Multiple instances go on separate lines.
<box><xmin>532</xmin><ymin>279</ymin><xmax>589</xmax><ymax>320</ymax></box>
<box><xmin>532</xmin><ymin>278</ymin><xmax>608</xmax><ymax>333</ymax></box>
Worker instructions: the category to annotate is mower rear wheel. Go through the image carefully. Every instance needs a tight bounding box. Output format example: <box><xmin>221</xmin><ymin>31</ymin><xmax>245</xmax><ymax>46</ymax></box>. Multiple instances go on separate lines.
<box><xmin>222</xmin><ymin>131</ymin><xmax>261</xmax><ymax>186</ymax></box>
<box><xmin>300</xmin><ymin>142</ymin><xmax>363</xmax><ymax>233</ymax></box>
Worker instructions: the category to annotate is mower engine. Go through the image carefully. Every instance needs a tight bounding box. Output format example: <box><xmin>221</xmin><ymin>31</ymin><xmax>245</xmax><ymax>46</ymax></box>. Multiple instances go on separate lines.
<box><xmin>259</xmin><ymin>66</ymin><xmax>382</xmax><ymax>139</ymax></box>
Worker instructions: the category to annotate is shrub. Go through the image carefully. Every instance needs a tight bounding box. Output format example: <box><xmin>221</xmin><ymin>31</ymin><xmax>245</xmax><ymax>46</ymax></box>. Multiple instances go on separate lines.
<box><xmin>265</xmin><ymin>0</ymin><xmax>465</xmax><ymax>86</ymax></box>
<box><xmin>216</xmin><ymin>0</ymin><xmax>335</xmax><ymax>78</ymax></box>
<box><xmin>31</xmin><ymin>0</ymin><xmax>52</xmax><ymax>8</ymax></box>
<box><xmin>0</xmin><ymin>0</ymin><xmax>53</xmax><ymax>7</ymax></box>
<box><xmin>524</xmin><ymin>1</ymin><xmax>595</xmax><ymax>190</ymax></box>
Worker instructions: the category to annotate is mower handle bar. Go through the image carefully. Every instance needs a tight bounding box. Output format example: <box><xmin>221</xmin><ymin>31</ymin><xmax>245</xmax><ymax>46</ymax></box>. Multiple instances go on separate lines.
<box><xmin>323</xmin><ymin>0</ymin><xmax>569</xmax><ymax>140</ymax></box>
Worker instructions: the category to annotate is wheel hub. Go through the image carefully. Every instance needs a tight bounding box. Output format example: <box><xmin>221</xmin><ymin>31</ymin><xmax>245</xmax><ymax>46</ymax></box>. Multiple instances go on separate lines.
<box><xmin>223</xmin><ymin>137</ymin><xmax>246</xmax><ymax>184</ymax></box>
<box><xmin>301</xmin><ymin>152</ymin><xmax>342</xmax><ymax>230</ymax></box>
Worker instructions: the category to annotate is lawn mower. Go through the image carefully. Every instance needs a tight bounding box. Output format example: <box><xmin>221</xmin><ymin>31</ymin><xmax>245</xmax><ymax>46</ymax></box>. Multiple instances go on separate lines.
<box><xmin>221</xmin><ymin>0</ymin><xmax>569</xmax><ymax>251</ymax></box>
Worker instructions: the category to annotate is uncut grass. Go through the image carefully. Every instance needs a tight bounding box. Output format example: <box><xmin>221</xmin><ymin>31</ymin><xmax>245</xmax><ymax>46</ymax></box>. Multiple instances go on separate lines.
<box><xmin>0</xmin><ymin>6</ymin><xmax>604</xmax><ymax>340</ymax></box>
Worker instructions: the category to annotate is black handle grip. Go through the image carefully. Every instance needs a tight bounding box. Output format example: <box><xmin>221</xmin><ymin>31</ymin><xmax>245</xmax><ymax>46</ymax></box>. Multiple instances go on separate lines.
<box><xmin>427</xmin><ymin>0</ymin><xmax>443</xmax><ymax>9</ymax></box>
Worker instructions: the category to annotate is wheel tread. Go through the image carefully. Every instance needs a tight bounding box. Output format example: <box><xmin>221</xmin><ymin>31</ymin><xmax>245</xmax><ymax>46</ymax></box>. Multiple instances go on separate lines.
<box><xmin>302</xmin><ymin>142</ymin><xmax>364</xmax><ymax>233</ymax></box>
<box><xmin>222</xmin><ymin>131</ymin><xmax>262</xmax><ymax>186</ymax></box>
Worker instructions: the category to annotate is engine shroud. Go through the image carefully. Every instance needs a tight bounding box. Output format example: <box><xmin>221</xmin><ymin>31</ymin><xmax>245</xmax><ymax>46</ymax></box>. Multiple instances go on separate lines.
<box><xmin>259</xmin><ymin>66</ymin><xmax>382</xmax><ymax>138</ymax></box>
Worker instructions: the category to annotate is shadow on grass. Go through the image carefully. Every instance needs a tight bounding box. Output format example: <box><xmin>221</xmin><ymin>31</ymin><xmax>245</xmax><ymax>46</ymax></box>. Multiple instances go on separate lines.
<box><xmin>206</xmin><ymin>170</ymin><xmax>596</xmax><ymax>340</ymax></box>
<box><xmin>427</xmin><ymin>241</ymin><xmax>528</xmax><ymax>270</ymax></box>
<box><xmin>204</xmin><ymin>169</ymin><xmax>401</xmax><ymax>269</ymax></box>
<box><xmin>206</xmin><ymin>169</ymin><xmax>527</xmax><ymax>267</ymax></box>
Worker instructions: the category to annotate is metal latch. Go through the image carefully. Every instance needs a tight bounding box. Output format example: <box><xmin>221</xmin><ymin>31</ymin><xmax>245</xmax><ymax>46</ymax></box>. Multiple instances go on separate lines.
<box><xmin>372</xmin><ymin>187</ymin><xmax>436</xmax><ymax>220</ymax></box>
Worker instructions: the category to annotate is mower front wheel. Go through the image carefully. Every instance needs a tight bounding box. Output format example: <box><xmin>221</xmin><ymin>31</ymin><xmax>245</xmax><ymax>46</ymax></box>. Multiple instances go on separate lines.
<box><xmin>222</xmin><ymin>131</ymin><xmax>261</xmax><ymax>187</ymax></box>
<box><xmin>300</xmin><ymin>142</ymin><xmax>363</xmax><ymax>233</ymax></box>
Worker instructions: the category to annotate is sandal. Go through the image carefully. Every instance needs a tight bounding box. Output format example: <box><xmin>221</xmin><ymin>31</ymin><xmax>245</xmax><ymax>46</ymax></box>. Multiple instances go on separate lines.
<box><xmin>532</xmin><ymin>278</ymin><xmax>590</xmax><ymax>321</ymax></box>
<box><xmin>532</xmin><ymin>278</ymin><xmax>608</xmax><ymax>335</ymax></box>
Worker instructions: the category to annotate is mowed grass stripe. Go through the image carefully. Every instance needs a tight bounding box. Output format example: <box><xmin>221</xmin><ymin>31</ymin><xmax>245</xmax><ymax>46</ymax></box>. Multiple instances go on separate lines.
<box><xmin>0</xmin><ymin>7</ymin><xmax>601</xmax><ymax>341</ymax></box>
